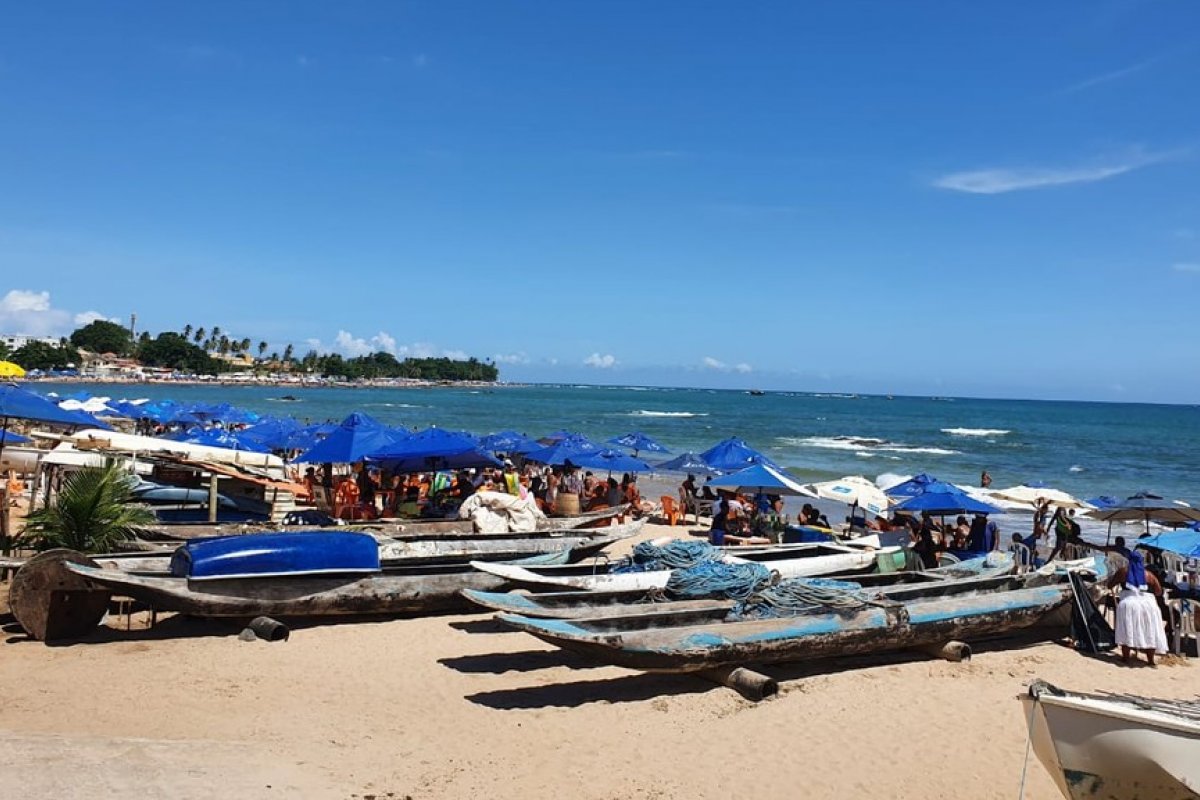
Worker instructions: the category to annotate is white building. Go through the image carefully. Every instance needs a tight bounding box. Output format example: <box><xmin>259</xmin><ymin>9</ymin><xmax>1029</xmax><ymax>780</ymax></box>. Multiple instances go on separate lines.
<box><xmin>0</xmin><ymin>334</ymin><xmax>62</xmax><ymax>350</ymax></box>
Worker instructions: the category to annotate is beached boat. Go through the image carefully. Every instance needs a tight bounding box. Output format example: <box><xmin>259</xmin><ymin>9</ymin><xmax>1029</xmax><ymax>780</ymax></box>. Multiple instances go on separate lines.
<box><xmin>462</xmin><ymin>552</ymin><xmax>1016</xmax><ymax>618</ymax></box>
<box><xmin>471</xmin><ymin>541</ymin><xmax>896</xmax><ymax>592</ymax></box>
<box><xmin>1019</xmin><ymin>680</ymin><xmax>1200</xmax><ymax>800</ymax></box>
<box><xmin>496</xmin><ymin>558</ymin><xmax>1106</xmax><ymax>672</ymax></box>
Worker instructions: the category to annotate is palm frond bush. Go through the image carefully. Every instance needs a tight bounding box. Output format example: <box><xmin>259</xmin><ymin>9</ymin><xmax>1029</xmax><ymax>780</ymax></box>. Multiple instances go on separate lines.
<box><xmin>21</xmin><ymin>462</ymin><xmax>155</xmax><ymax>553</ymax></box>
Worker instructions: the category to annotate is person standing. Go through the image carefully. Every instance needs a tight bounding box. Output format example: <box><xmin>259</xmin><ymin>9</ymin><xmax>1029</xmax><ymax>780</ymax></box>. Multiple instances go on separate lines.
<box><xmin>1098</xmin><ymin>537</ymin><xmax>1169</xmax><ymax>665</ymax></box>
<box><xmin>980</xmin><ymin>470</ymin><xmax>992</xmax><ymax>488</ymax></box>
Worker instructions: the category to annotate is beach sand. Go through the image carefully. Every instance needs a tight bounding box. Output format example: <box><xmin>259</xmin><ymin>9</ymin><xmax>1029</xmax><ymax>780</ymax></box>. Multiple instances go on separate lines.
<box><xmin>1</xmin><ymin>519</ymin><xmax>1196</xmax><ymax>799</ymax></box>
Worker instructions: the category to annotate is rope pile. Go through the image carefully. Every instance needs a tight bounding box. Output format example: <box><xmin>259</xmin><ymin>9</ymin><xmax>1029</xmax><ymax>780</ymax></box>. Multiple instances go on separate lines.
<box><xmin>664</xmin><ymin>561</ymin><xmax>774</xmax><ymax>600</ymax></box>
<box><xmin>612</xmin><ymin>539</ymin><xmax>719</xmax><ymax>574</ymax></box>
<box><xmin>730</xmin><ymin>576</ymin><xmax>871</xmax><ymax>620</ymax></box>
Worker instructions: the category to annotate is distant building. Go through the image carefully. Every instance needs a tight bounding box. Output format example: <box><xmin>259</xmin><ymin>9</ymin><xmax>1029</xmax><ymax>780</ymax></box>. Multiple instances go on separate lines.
<box><xmin>1</xmin><ymin>334</ymin><xmax>61</xmax><ymax>350</ymax></box>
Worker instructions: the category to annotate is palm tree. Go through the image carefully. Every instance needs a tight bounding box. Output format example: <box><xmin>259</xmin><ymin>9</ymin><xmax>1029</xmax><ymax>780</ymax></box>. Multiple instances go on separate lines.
<box><xmin>283</xmin><ymin>344</ymin><xmax>294</xmax><ymax>363</ymax></box>
<box><xmin>239</xmin><ymin>337</ymin><xmax>251</xmax><ymax>354</ymax></box>
<box><xmin>194</xmin><ymin>327</ymin><xmax>206</xmax><ymax>345</ymax></box>
<box><xmin>21</xmin><ymin>462</ymin><xmax>155</xmax><ymax>553</ymax></box>
<box><xmin>257</xmin><ymin>341</ymin><xmax>268</xmax><ymax>359</ymax></box>
<box><xmin>218</xmin><ymin>335</ymin><xmax>231</xmax><ymax>356</ymax></box>
<box><xmin>183</xmin><ymin>324</ymin><xmax>193</xmax><ymax>340</ymax></box>
<box><xmin>211</xmin><ymin>326</ymin><xmax>222</xmax><ymax>343</ymax></box>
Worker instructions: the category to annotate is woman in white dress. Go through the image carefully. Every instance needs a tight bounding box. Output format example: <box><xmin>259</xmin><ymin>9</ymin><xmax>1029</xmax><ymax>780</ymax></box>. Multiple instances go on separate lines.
<box><xmin>1100</xmin><ymin>537</ymin><xmax>1169</xmax><ymax>665</ymax></box>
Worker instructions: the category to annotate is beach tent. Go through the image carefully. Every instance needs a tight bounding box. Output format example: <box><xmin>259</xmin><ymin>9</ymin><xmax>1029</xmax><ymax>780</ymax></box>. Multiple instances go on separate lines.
<box><xmin>881</xmin><ymin>473</ymin><xmax>940</xmax><ymax>499</ymax></box>
<box><xmin>992</xmin><ymin>483</ymin><xmax>1090</xmax><ymax>509</ymax></box>
<box><xmin>803</xmin><ymin>476</ymin><xmax>890</xmax><ymax>517</ymax></box>
<box><xmin>891</xmin><ymin>480</ymin><xmax>1002</xmax><ymax>516</ymax></box>
<box><xmin>294</xmin><ymin>412</ymin><xmax>406</xmax><ymax>464</ymax></box>
<box><xmin>707</xmin><ymin>462</ymin><xmax>813</xmax><ymax>497</ymax></box>
<box><xmin>524</xmin><ymin>434</ymin><xmax>603</xmax><ymax>466</ymax></box>
<box><xmin>606</xmin><ymin>432</ymin><xmax>670</xmax><ymax>456</ymax></box>
<box><xmin>700</xmin><ymin>437</ymin><xmax>781</xmax><ymax>472</ymax></box>
<box><xmin>654</xmin><ymin>451</ymin><xmax>722</xmax><ymax>477</ymax></box>
<box><xmin>572</xmin><ymin>448</ymin><xmax>654</xmax><ymax>474</ymax></box>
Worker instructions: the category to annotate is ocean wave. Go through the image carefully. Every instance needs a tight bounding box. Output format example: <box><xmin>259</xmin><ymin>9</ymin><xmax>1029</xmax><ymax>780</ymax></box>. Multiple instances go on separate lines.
<box><xmin>365</xmin><ymin>402</ymin><xmax>429</xmax><ymax>409</ymax></box>
<box><xmin>1069</xmin><ymin>465</ymin><xmax>1085</xmax><ymax>473</ymax></box>
<box><xmin>941</xmin><ymin>427</ymin><xmax>1010</xmax><ymax>437</ymax></box>
<box><xmin>781</xmin><ymin>435</ymin><xmax>960</xmax><ymax>457</ymax></box>
<box><xmin>630</xmin><ymin>410</ymin><xmax>708</xmax><ymax>418</ymax></box>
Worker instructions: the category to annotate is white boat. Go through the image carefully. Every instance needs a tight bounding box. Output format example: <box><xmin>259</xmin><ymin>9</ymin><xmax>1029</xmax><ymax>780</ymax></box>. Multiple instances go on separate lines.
<box><xmin>471</xmin><ymin>541</ymin><xmax>896</xmax><ymax>591</ymax></box>
<box><xmin>1020</xmin><ymin>680</ymin><xmax>1200</xmax><ymax>799</ymax></box>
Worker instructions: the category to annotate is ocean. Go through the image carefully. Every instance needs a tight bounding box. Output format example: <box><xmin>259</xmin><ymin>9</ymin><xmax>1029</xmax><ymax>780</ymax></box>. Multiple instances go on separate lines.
<box><xmin>36</xmin><ymin>381</ymin><xmax>1200</xmax><ymax>507</ymax></box>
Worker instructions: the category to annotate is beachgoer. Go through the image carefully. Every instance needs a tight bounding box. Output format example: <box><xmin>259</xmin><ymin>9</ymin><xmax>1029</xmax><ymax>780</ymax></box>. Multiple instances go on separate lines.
<box><xmin>1046</xmin><ymin>507</ymin><xmax>1081</xmax><ymax>561</ymax></box>
<box><xmin>355</xmin><ymin>463</ymin><xmax>377</xmax><ymax>507</ymax></box>
<box><xmin>968</xmin><ymin>513</ymin><xmax>999</xmax><ymax>552</ymax></box>
<box><xmin>681</xmin><ymin>474</ymin><xmax>697</xmax><ymax>499</ymax></box>
<box><xmin>980</xmin><ymin>470</ymin><xmax>992</xmax><ymax>488</ymax></box>
<box><xmin>913</xmin><ymin>512</ymin><xmax>939</xmax><ymax>569</ymax></box>
<box><xmin>1097</xmin><ymin>537</ymin><xmax>1169</xmax><ymax>665</ymax></box>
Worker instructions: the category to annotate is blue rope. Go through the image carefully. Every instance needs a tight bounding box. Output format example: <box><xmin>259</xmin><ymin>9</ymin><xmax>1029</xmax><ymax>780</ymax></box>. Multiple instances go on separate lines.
<box><xmin>730</xmin><ymin>576</ymin><xmax>870</xmax><ymax>619</ymax></box>
<box><xmin>665</xmin><ymin>561</ymin><xmax>774</xmax><ymax>600</ymax></box>
<box><xmin>612</xmin><ymin>539</ymin><xmax>720</xmax><ymax>573</ymax></box>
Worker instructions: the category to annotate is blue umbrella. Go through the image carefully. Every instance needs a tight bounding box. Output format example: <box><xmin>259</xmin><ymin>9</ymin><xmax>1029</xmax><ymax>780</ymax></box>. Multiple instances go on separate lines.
<box><xmin>368</xmin><ymin>427</ymin><xmax>481</xmax><ymax>461</ymax></box>
<box><xmin>892</xmin><ymin>481</ymin><xmax>1002</xmax><ymax>516</ymax></box>
<box><xmin>524</xmin><ymin>434</ymin><xmax>602</xmax><ymax>466</ymax></box>
<box><xmin>883</xmin><ymin>473</ymin><xmax>941</xmax><ymax>499</ymax></box>
<box><xmin>479</xmin><ymin>430</ymin><xmax>543</xmax><ymax>454</ymax></box>
<box><xmin>706</xmin><ymin>462</ymin><xmax>811</xmax><ymax>496</ymax></box>
<box><xmin>654</xmin><ymin>451</ymin><xmax>722</xmax><ymax>477</ymax></box>
<box><xmin>180</xmin><ymin>427</ymin><xmax>273</xmax><ymax>453</ymax></box>
<box><xmin>373</xmin><ymin>448</ymin><xmax>500</xmax><ymax>474</ymax></box>
<box><xmin>1137</xmin><ymin>529</ymin><xmax>1200</xmax><ymax>559</ymax></box>
<box><xmin>294</xmin><ymin>412</ymin><xmax>407</xmax><ymax>464</ymax></box>
<box><xmin>539</xmin><ymin>429</ymin><xmax>579</xmax><ymax>445</ymax></box>
<box><xmin>699</xmin><ymin>437</ymin><xmax>780</xmax><ymax>472</ymax></box>
<box><xmin>0</xmin><ymin>429</ymin><xmax>30</xmax><ymax>445</ymax></box>
<box><xmin>240</xmin><ymin>417</ymin><xmax>304</xmax><ymax>450</ymax></box>
<box><xmin>607</xmin><ymin>432</ymin><xmax>670</xmax><ymax>456</ymax></box>
<box><xmin>0</xmin><ymin>384</ymin><xmax>111</xmax><ymax>429</ymax></box>
<box><xmin>572</xmin><ymin>448</ymin><xmax>654</xmax><ymax>474</ymax></box>
<box><xmin>1086</xmin><ymin>495</ymin><xmax>1121</xmax><ymax>509</ymax></box>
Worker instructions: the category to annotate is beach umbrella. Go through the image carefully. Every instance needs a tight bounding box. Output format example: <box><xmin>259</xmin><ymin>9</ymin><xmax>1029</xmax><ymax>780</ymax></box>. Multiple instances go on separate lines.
<box><xmin>992</xmin><ymin>483</ymin><xmax>1090</xmax><ymax>509</ymax></box>
<box><xmin>881</xmin><ymin>473</ymin><xmax>940</xmax><ymax>499</ymax></box>
<box><xmin>654</xmin><ymin>451</ymin><xmax>722</xmax><ymax>477</ymax></box>
<box><xmin>239</xmin><ymin>417</ymin><xmax>305</xmax><ymax>450</ymax></box>
<box><xmin>606</xmin><ymin>432</ymin><xmax>670</xmax><ymax>456</ymax></box>
<box><xmin>372</xmin><ymin>447</ymin><xmax>500</xmax><ymax>474</ymax></box>
<box><xmin>0</xmin><ymin>430</ymin><xmax>30</xmax><ymax>445</ymax></box>
<box><xmin>538</xmin><ymin>429</ymin><xmax>579</xmax><ymax>445</ymax></box>
<box><xmin>1086</xmin><ymin>495</ymin><xmax>1121</xmax><ymax>510</ymax></box>
<box><xmin>707</xmin><ymin>462</ymin><xmax>814</xmax><ymax>497</ymax></box>
<box><xmin>1136</xmin><ymin>529</ymin><xmax>1200</xmax><ymax>559</ymax></box>
<box><xmin>367</xmin><ymin>427</ymin><xmax>481</xmax><ymax>462</ymax></box>
<box><xmin>179</xmin><ymin>427</ymin><xmax>274</xmax><ymax>453</ymax></box>
<box><xmin>572</xmin><ymin>448</ymin><xmax>654</xmax><ymax>474</ymax></box>
<box><xmin>294</xmin><ymin>412</ymin><xmax>407</xmax><ymax>464</ymax></box>
<box><xmin>700</xmin><ymin>437</ymin><xmax>781</xmax><ymax>472</ymax></box>
<box><xmin>479</xmin><ymin>430</ymin><xmax>543</xmax><ymax>454</ymax></box>
<box><xmin>1088</xmin><ymin>492</ymin><xmax>1200</xmax><ymax>533</ymax></box>
<box><xmin>0</xmin><ymin>384</ymin><xmax>111</xmax><ymax>429</ymax></box>
<box><xmin>803</xmin><ymin>476</ymin><xmax>890</xmax><ymax>517</ymax></box>
<box><xmin>524</xmin><ymin>434</ymin><xmax>603</xmax><ymax>466</ymax></box>
<box><xmin>891</xmin><ymin>481</ymin><xmax>1002</xmax><ymax>516</ymax></box>
<box><xmin>0</xmin><ymin>361</ymin><xmax>26</xmax><ymax>378</ymax></box>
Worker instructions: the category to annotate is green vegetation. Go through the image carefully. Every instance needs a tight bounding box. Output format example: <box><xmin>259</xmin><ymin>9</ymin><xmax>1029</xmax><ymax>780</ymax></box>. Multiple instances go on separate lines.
<box><xmin>11</xmin><ymin>340</ymin><xmax>79</xmax><ymax>371</ymax></box>
<box><xmin>70</xmin><ymin>319</ymin><xmax>134</xmax><ymax>356</ymax></box>
<box><xmin>20</xmin><ymin>462</ymin><xmax>155</xmax><ymax>553</ymax></box>
<box><xmin>296</xmin><ymin>350</ymin><xmax>498</xmax><ymax>381</ymax></box>
<box><xmin>136</xmin><ymin>332</ymin><xmax>226</xmax><ymax>374</ymax></box>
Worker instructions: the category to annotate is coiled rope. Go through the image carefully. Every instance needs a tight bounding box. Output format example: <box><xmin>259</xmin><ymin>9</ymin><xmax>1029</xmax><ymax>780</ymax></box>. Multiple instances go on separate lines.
<box><xmin>730</xmin><ymin>576</ymin><xmax>871</xmax><ymax>620</ymax></box>
<box><xmin>664</xmin><ymin>561</ymin><xmax>774</xmax><ymax>600</ymax></box>
<box><xmin>612</xmin><ymin>539</ymin><xmax>719</xmax><ymax>574</ymax></box>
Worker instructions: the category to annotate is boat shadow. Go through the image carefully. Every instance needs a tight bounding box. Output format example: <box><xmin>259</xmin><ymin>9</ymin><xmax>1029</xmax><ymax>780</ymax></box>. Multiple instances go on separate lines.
<box><xmin>439</xmin><ymin>648</ymin><xmax>599</xmax><ymax>674</ymax></box>
<box><xmin>447</xmin><ymin>617</ymin><xmax>519</xmax><ymax>635</ymax></box>
<box><xmin>464</xmin><ymin>672</ymin><xmax>709</xmax><ymax>709</ymax></box>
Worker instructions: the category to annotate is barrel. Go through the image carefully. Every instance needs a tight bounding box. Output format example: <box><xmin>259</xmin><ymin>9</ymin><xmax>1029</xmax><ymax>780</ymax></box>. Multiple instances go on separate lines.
<box><xmin>556</xmin><ymin>492</ymin><xmax>580</xmax><ymax>516</ymax></box>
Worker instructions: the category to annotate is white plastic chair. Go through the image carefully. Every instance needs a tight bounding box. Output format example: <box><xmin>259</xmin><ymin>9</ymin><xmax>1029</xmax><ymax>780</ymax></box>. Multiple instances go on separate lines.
<box><xmin>1168</xmin><ymin>598</ymin><xmax>1197</xmax><ymax>657</ymax></box>
<box><xmin>1008</xmin><ymin>542</ymin><xmax>1033</xmax><ymax>574</ymax></box>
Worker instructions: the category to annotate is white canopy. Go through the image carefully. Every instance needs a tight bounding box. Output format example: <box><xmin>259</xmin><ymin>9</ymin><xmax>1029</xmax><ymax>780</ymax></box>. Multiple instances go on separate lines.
<box><xmin>992</xmin><ymin>484</ymin><xmax>1091</xmax><ymax>509</ymax></box>
<box><xmin>803</xmin><ymin>476</ymin><xmax>890</xmax><ymax>516</ymax></box>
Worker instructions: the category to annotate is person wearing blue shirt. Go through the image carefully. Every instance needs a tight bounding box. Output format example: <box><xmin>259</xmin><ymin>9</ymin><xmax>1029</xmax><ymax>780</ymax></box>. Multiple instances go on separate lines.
<box><xmin>968</xmin><ymin>514</ymin><xmax>999</xmax><ymax>552</ymax></box>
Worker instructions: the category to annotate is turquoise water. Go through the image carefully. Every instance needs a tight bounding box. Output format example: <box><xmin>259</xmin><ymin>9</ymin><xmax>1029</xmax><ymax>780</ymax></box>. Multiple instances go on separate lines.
<box><xmin>38</xmin><ymin>382</ymin><xmax>1200</xmax><ymax>505</ymax></box>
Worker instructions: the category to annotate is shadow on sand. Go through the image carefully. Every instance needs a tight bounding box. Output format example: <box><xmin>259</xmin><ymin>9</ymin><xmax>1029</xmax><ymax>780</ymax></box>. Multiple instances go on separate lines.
<box><xmin>439</xmin><ymin>648</ymin><xmax>600</xmax><ymax>674</ymax></box>
<box><xmin>465</xmin><ymin>672</ymin><xmax>709</xmax><ymax>709</ymax></box>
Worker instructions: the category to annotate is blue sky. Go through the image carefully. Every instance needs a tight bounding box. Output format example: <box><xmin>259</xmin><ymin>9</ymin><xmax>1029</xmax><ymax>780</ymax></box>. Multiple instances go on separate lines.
<box><xmin>0</xmin><ymin>1</ymin><xmax>1197</xmax><ymax>402</ymax></box>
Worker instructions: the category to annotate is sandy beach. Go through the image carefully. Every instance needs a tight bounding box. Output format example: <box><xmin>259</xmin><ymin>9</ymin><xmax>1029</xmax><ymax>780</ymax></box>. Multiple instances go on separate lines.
<box><xmin>0</xmin><ymin>519</ymin><xmax>1195</xmax><ymax>800</ymax></box>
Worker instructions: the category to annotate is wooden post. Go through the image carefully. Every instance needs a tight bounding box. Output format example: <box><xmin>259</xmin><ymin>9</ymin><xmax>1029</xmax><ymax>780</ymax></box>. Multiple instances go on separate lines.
<box><xmin>207</xmin><ymin>473</ymin><xmax>219</xmax><ymax>523</ymax></box>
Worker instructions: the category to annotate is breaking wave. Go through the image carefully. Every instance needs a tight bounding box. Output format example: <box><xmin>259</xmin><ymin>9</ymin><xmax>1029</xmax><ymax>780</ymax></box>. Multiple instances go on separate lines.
<box><xmin>630</xmin><ymin>410</ymin><xmax>708</xmax><ymax>418</ymax></box>
<box><xmin>781</xmin><ymin>435</ymin><xmax>960</xmax><ymax>457</ymax></box>
<box><xmin>941</xmin><ymin>427</ymin><xmax>1010</xmax><ymax>437</ymax></box>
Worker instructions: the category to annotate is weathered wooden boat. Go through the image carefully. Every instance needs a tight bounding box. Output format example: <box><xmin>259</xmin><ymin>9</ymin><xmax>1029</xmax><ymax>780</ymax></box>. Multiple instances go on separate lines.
<box><xmin>496</xmin><ymin>557</ymin><xmax>1107</xmax><ymax>673</ymax></box>
<box><xmin>471</xmin><ymin>541</ymin><xmax>898</xmax><ymax>592</ymax></box>
<box><xmin>1019</xmin><ymin>680</ymin><xmax>1200</xmax><ymax>800</ymax></box>
<box><xmin>462</xmin><ymin>553</ymin><xmax>1016</xmax><ymax>618</ymax></box>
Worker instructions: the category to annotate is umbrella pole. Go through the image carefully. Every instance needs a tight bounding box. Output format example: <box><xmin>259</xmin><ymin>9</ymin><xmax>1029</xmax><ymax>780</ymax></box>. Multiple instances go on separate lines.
<box><xmin>0</xmin><ymin>415</ymin><xmax>10</xmax><ymax>556</ymax></box>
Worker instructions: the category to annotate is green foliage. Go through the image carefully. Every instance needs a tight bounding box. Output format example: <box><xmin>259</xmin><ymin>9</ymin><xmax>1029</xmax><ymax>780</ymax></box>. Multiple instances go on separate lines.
<box><xmin>21</xmin><ymin>463</ymin><xmax>155</xmax><ymax>553</ymax></box>
<box><xmin>0</xmin><ymin>340</ymin><xmax>10</xmax><ymax>360</ymax></box>
<box><xmin>69</xmin><ymin>319</ymin><xmax>134</xmax><ymax>355</ymax></box>
<box><xmin>136</xmin><ymin>332</ymin><xmax>227</xmax><ymax>373</ymax></box>
<box><xmin>308</xmin><ymin>353</ymin><xmax>498</xmax><ymax>381</ymax></box>
<box><xmin>11</xmin><ymin>340</ymin><xmax>79</xmax><ymax>371</ymax></box>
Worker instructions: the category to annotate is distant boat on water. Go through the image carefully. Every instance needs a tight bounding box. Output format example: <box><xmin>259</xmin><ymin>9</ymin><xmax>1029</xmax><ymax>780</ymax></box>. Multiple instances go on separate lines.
<box><xmin>748</xmin><ymin>390</ymin><xmax>765</xmax><ymax>396</ymax></box>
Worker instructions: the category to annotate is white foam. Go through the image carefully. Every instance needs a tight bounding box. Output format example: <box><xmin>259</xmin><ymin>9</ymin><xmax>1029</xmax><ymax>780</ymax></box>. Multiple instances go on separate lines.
<box><xmin>941</xmin><ymin>427</ymin><xmax>1010</xmax><ymax>437</ymax></box>
<box><xmin>782</xmin><ymin>435</ymin><xmax>960</xmax><ymax>457</ymax></box>
<box><xmin>630</xmin><ymin>410</ymin><xmax>708</xmax><ymax>418</ymax></box>
<box><xmin>1069</xmin><ymin>465</ymin><xmax>1085</xmax><ymax>473</ymax></box>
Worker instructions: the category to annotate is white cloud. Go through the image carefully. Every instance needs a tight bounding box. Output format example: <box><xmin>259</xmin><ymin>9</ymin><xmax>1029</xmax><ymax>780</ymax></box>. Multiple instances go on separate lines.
<box><xmin>1062</xmin><ymin>57</ymin><xmax>1159</xmax><ymax>93</ymax></box>
<box><xmin>315</xmin><ymin>330</ymin><xmax>472</xmax><ymax>360</ymax></box>
<box><xmin>701</xmin><ymin>356</ymin><xmax>752</xmax><ymax>373</ymax></box>
<box><xmin>933</xmin><ymin>150</ymin><xmax>1169</xmax><ymax>194</ymax></box>
<box><xmin>443</xmin><ymin>349</ymin><xmax>468</xmax><ymax>361</ymax></box>
<box><xmin>583</xmin><ymin>353</ymin><xmax>617</xmax><ymax>369</ymax></box>
<box><xmin>702</xmin><ymin>356</ymin><xmax>726</xmax><ymax>370</ymax></box>
<box><xmin>734</xmin><ymin>363</ymin><xmax>753</xmax><ymax>373</ymax></box>
<box><xmin>1172</xmin><ymin>263</ymin><xmax>1200</xmax><ymax>273</ymax></box>
<box><xmin>333</xmin><ymin>330</ymin><xmax>375</xmax><ymax>358</ymax></box>
<box><xmin>493</xmin><ymin>352</ymin><xmax>530</xmax><ymax>365</ymax></box>
<box><xmin>0</xmin><ymin>289</ymin><xmax>72</xmax><ymax>336</ymax></box>
<box><xmin>73</xmin><ymin>310</ymin><xmax>121</xmax><ymax>326</ymax></box>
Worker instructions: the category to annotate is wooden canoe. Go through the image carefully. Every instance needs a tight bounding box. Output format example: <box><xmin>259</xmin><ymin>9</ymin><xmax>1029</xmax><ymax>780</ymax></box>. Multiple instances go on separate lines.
<box><xmin>461</xmin><ymin>553</ymin><xmax>1017</xmax><ymax>618</ymax></box>
<box><xmin>470</xmin><ymin>541</ymin><xmax>897</xmax><ymax>592</ymax></box>
<box><xmin>496</xmin><ymin>558</ymin><xmax>1108</xmax><ymax>673</ymax></box>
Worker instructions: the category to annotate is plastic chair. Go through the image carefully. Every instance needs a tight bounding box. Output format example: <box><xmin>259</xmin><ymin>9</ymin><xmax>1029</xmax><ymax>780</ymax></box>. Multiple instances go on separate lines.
<box><xmin>334</xmin><ymin>480</ymin><xmax>368</xmax><ymax>520</ymax></box>
<box><xmin>659</xmin><ymin>495</ymin><xmax>681</xmax><ymax>526</ymax></box>
<box><xmin>1168</xmin><ymin>598</ymin><xmax>1197</xmax><ymax>657</ymax></box>
<box><xmin>1008</xmin><ymin>542</ymin><xmax>1033</xmax><ymax>574</ymax></box>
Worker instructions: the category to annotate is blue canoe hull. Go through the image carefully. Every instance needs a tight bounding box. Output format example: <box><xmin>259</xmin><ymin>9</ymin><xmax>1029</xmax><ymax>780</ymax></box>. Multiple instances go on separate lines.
<box><xmin>170</xmin><ymin>531</ymin><xmax>381</xmax><ymax>580</ymax></box>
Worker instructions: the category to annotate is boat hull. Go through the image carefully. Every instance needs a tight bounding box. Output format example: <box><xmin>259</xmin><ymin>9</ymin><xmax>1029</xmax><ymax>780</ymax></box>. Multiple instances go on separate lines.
<box><xmin>1021</xmin><ymin>684</ymin><xmax>1200</xmax><ymax>800</ymax></box>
